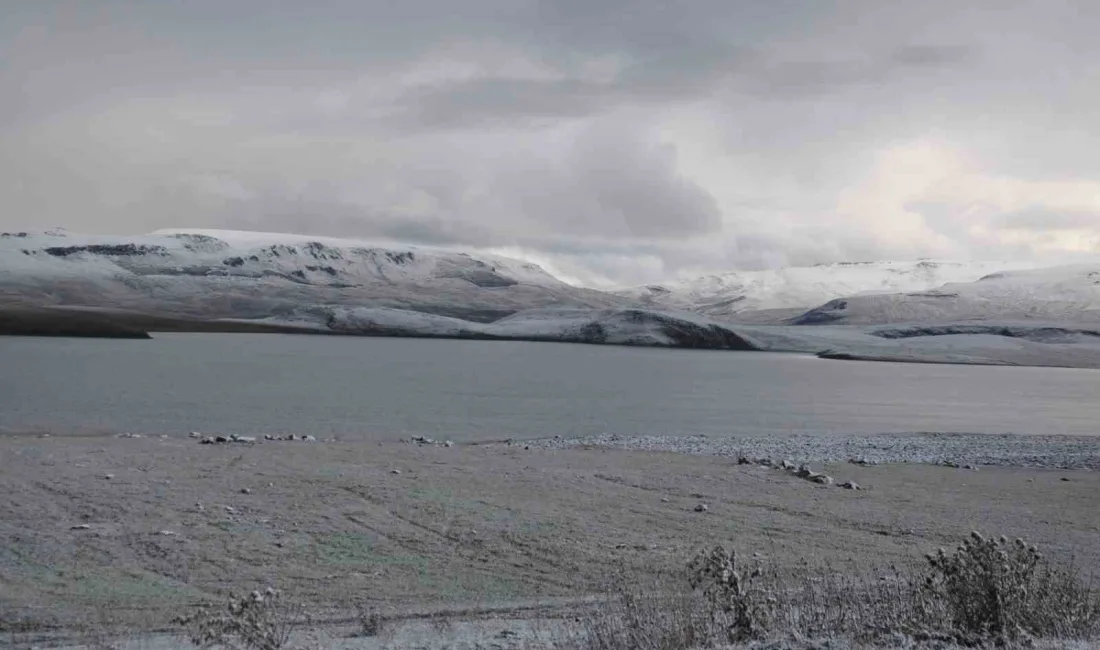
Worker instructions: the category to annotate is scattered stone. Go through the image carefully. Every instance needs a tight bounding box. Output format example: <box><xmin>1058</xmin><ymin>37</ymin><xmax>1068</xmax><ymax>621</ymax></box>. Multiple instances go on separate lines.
<box><xmin>964</xmin><ymin>464</ymin><xmax>979</xmax><ymax>470</ymax></box>
<box><xmin>302</xmin><ymin>435</ymin><xmax>316</xmax><ymax>442</ymax></box>
<box><xmin>444</xmin><ymin>440</ymin><xmax>454</xmax><ymax>448</ymax></box>
<box><xmin>159</xmin><ymin>434</ymin><xmax>169</xmax><ymax>439</ymax></box>
<box><xmin>660</xmin><ymin>497</ymin><xmax>672</xmax><ymax>503</ymax></box>
<box><xmin>780</xmin><ymin>460</ymin><xmax>797</xmax><ymax>470</ymax></box>
<box><xmin>71</xmin><ymin>524</ymin><xmax>91</xmax><ymax>530</ymax></box>
<box><xmin>189</xmin><ymin>432</ymin><xmax>203</xmax><ymax>439</ymax></box>
<box><xmin>848</xmin><ymin>458</ymin><xmax>877</xmax><ymax>466</ymax></box>
<box><xmin>839</xmin><ymin>481</ymin><xmax>862</xmax><ymax>490</ymax></box>
<box><xmin>390</xmin><ymin>469</ymin><xmax>402</xmax><ymax>475</ymax></box>
<box><xmin>158</xmin><ymin>530</ymin><xmax>178</xmax><ymax>536</ymax></box>
<box><xmin>215</xmin><ymin>436</ymin><xmax>229</xmax><ymax>444</ymax></box>
<box><xmin>224</xmin><ymin>505</ymin><xmax>236</xmax><ymax>513</ymax></box>
<box><xmin>690</xmin><ymin>492</ymin><xmax>705</xmax><ymax>499</ymax></box>
<box><xmin>810</xmin><ymin>474</ymin><xmax>834</xmax><ymax>485</ymax></box>
<box><xmin>103</xmin><ymin>474</ymin><xmax>114</xmax><ymax>480</ymax></box>
<box><xmin>199</xmin><ymin>436</ymin><xmax>216</xmax><ymax>445</ymax></box>
<box><xmin>264</xmin><ymin>434</ymin><xmax>277</xmax><ymax>441</ymax></box>
<box><xmin>796</xmin><ymin>465</ymin><xmax>813</xmax><ymax>478</ymax></box>
<box><xmin>240</xmin><ymin>488</ymin><xmax>252</xmax><ymax>495</ymax></box>
<box><xmin>694</xmin><ymin>503</ymin><xmax>709</xmax><ymax>513</ymax></box>
<box><xmin>1060</xmin><ymin>477</ymin><xmax>1071</xmax><ymax>482</ymax></box>
<box><xmin>116</xmin><ymin>432</ymin><xmax>143</xmax><ymax>439</ymax></box>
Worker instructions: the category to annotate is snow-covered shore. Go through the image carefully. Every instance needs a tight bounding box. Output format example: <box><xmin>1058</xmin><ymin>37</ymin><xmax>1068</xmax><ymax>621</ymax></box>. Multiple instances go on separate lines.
<box><xmin>524</xmin><ymin>432</ymin><xmax>1100</xmax><ymax>470</ymax></box>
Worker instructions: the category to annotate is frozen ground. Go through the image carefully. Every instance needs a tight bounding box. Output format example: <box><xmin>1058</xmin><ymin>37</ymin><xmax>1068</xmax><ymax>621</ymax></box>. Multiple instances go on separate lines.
<box><xmin>2</xmin><ymin>433</ymin><xmax>1098</xmax><ymax>635</ymax></box>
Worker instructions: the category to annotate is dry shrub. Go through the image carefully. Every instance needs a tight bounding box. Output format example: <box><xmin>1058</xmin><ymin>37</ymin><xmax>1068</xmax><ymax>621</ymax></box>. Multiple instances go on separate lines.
<box><xmin>917</xmin><ymin>532</ymin><xmax>1100</xmax><ymax>643</ymax></box>
<box><xmin>175</xmin><ymin>587</ymin><xmax>301</xmax><ymax>650</ymax></box>
<box><xmin>687</xmin><ymin>546</ymin><xmax>775</xmax><ymax>642</ymax></box>
<box><xmin>567</xmin><ymin>533</ymin><xmax>1099</xmax><ymax>650</ymax></box>
<box><xmin>354</xmin><ymin>602</ymin><xmax>384</xmax><ymax>638</ymax></box>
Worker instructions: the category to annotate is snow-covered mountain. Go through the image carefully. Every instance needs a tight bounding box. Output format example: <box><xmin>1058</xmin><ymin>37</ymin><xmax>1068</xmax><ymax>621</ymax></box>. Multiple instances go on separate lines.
<box><xmin>0</xmin><ymin>228</ymin><xmax>626</xmax><ymax>320</ymax></box>
<box><xmin>5</xmin><ymin>227</ymin><xmax>1100</xmax><ymax>357</ymax></box>
<box><xmin>793</xmin><ymin>263</ymin><xmax>1100</xmax><ymax>325</ymax></box>
<box><xmin>618</xmin><ymin>260</ymin><xmax>1047</xmax><ymax>320</ymax></box>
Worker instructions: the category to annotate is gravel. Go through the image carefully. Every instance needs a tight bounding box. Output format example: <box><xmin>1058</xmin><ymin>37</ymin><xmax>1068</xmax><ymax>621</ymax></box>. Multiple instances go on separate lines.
<box><xmin>523</xmin><ymin>432</ymin><xmax>1100</xmax><ymax>470</ymax></box>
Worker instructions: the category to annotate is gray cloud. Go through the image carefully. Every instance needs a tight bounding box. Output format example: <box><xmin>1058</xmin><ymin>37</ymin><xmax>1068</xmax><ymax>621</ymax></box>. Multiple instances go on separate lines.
<box><xmin>998</xmin><ymin>209</ymin><xmax>1100</xmax><ymax>232</ymax></box>
<box><xmin>2</xmin><ymin>0</ymin><xmax>1100</xmax><ymax>286</ymax></box>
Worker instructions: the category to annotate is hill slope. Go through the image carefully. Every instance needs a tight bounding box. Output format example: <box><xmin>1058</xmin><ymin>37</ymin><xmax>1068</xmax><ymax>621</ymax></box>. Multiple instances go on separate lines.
<box><xmin>793</xmin><ymin>264</ymin><xmax>1100</xmax><ymax>325</ymax></box>
<box><xmin>0</xmin><ymin>229</ymin><xmax>627</xmax><ymax>321</ymax></box>
<box><xmin>619</xmin><ymin>260</ymin><xmax>1046</xmax><ymax>320</ymax></box>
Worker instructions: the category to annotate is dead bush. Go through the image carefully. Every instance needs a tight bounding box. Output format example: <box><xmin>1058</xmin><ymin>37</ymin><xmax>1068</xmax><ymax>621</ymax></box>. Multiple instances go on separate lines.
<box><xmin>918</xmin><ymin>532</ymin><xmax>1100</xmax><ymax>643</ymax></box>
<box><xmin>175</xmin><ymin>587</ymin><xmax>301</xmax><ymax>650</ymax></box>
<box><xmin>566</xmin><ymin>533</ymin><xmax>1099</xmax><ymax>649</ymax></box>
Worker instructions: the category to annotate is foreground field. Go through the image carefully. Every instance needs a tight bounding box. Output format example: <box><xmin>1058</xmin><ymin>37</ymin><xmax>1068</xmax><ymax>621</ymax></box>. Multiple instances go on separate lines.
<box><xmin>1</xmin><ymin>434</ymin><xmax>1098</xmax><ymax>647</ymax></box>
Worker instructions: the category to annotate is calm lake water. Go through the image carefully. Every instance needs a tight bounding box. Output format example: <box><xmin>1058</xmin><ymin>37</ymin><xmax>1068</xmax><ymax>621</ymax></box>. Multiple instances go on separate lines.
<box><xmin>2</xmin><ymin>333</ymin><xmax>1098</xmax><ymax>440</ymax></box>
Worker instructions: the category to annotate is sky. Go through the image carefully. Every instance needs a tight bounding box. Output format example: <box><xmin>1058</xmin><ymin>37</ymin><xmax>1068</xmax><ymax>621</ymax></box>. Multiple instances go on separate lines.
<box><xmin>2</xmin><ymin>1</ymin><xmax>1100</xmax><ymax>287</ymax></box>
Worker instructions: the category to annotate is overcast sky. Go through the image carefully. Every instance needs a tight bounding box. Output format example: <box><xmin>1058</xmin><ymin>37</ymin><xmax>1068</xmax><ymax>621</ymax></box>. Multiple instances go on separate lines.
<box><xmin>2</xmin><ymin>1</ymin><xmax>1099</xmax><ymax>286</ymax></box>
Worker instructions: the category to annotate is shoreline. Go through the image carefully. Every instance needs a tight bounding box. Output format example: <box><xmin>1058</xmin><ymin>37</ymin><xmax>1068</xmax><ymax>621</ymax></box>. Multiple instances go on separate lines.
<box><xmin>6</xmin><ymin>306</ymin><xmax>1100</xmax><ymax>371</ymax></box>
<box><xmin>521</xmin><ymin>431</ymin><xmax>1100</xmax><ymax>470</ymax></box>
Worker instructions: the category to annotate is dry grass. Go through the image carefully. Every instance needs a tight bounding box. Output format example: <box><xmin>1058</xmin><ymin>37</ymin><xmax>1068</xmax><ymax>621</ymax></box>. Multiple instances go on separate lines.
<box><xmin>563</xmin><ymin>533</ymin><xmax>1100</xmax><ymax>650</ymax></box>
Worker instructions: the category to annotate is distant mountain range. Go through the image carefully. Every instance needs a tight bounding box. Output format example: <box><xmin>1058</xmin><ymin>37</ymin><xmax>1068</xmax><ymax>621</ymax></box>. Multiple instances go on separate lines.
<box><xmin>0</xmin><ymin>228</ymin><xmax>624</xmax><ymax>323</ymax></box>
<box><xmin>3</xmin><ymin>228</ymin><xmax>1100</xmax><ymax>362</ymax></box>
<box><xmin>615</xmin><ymin>259</ymin><xmax>1048</xmax><ymax>320</ymax></box>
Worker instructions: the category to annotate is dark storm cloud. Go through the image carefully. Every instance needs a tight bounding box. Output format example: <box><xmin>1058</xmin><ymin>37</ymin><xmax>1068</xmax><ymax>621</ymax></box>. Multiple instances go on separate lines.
<box><xmin>2</xmin><ymin>0</ymin><xmax>1099</xmax><ymax>285</ymax></box>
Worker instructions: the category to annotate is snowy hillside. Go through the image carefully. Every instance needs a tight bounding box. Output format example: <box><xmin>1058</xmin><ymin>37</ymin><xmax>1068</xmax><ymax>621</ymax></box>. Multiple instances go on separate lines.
<box><xmin>619</xmin><ymin>260</ymin><xmax>1046</xmax><ymax>320</ymax></box>
<box><xmin>794</xmin><ymin>264</ymin><xmax>1100</xmax><ymax>325</ymax></box>
<box><xmin>258</xmin><ymin>306</ymin><xmax>756</xmax><ymax>350</ymax></box>
<box><xmin>0</xmin><ymin>228</ymin><xmax>626</xmax><ymax>320</ymax></box>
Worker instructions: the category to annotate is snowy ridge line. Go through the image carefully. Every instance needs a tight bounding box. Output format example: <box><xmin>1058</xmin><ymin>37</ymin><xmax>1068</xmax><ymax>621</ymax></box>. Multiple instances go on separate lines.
<box><xmin>0</xmin><ymin>228</ymin><xmax>630</xmax><ymax>321</ymax></box>
<box><xmin>796</xmin><ymin>263</ymin><xmax>1100</xmax><ymax>325</ymax></box>
<box><xmin>618</xmin><ymin>259</ymin><xmax>1052</xmax><ymax>318</ymax></box>
<box><xmin>1</xmin><ymin>228</ymin><xmax>566</xmax><ymax>288</ymax></box>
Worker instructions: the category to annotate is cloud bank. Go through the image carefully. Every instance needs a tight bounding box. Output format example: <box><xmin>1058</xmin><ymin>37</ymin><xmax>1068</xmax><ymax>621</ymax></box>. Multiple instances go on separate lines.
<box><xmin>2</xmin><ymin>0</ymin><xmax>1099</xmax><ymax>286</ymax></box>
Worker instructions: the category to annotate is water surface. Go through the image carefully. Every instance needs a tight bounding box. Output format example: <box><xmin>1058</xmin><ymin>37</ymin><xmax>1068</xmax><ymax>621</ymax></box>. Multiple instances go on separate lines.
<box><xmin>2</xmin><ymin>334</ymin><xmax>1097</xmax><ymax>440</ymax></box>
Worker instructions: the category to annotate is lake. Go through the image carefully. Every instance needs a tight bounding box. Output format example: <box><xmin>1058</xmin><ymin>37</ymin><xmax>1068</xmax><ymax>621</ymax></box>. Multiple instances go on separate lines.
<box><xmin>2</xmin><ymin>333</ymin><xmax>1098</xmax><ymax>440</ymax></box>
